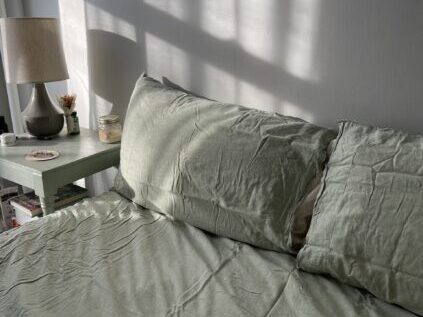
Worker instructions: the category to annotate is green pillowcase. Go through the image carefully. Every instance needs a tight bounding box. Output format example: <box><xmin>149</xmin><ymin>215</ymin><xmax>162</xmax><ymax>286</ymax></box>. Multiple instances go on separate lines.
<box><xmin>115</xmin><ymin>76</ymin><xmax>335</xmax><ymax>253</ymax></box>
<box><xmin>298</xmin><ymin>121</ymin><xmax>423</xmax><ymax>315</ymax></box>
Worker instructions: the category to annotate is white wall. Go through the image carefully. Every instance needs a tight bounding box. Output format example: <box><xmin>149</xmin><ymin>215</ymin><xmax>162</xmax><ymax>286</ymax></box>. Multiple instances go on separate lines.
<box><xmin>60</xmin><ymin>0</ymin><xmax>423</xmax><ymax>134</ymax></box>
<box><xmin>6</xmin><ymin>0</ymin><xmax>422</xmax><ymax>194</ymax></box>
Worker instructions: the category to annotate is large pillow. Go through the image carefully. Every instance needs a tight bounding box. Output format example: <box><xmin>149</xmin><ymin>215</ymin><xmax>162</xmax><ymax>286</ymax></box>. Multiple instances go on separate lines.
<box><xmin>298</xmin><ymin>121</ymin><xmax>423</xmax><ymax>315</ymax></box>
<box><xmin>115</xmin><ymin>76</ymin><xmax>335</xmax><ymax>253</ymax></box>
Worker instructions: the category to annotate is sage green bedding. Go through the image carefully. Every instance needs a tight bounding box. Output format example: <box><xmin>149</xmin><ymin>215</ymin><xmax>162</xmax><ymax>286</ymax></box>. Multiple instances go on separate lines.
<box><xmin>0</xmin><ymin>192</ymin><xmax>415</xmax><ymax>316</ymax></box>
<box><xmin>298</xmin><ymin>121</ymin><xmax>423</xmax><ymax>315</ymax></box>
<box><xmin>115</xmin><ymin>76</ymin><xmax>335</xmax><ymax>253</ymax></box>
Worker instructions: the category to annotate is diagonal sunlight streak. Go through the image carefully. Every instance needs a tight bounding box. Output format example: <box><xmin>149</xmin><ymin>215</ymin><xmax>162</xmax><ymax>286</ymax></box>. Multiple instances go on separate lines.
<box><xmin>200</xmin><ymin>0</ymin><xmax>237</xmax><ymax>40</ymax></box>
<box><xmin>59</xmin><ymin>0</ymin><xmax>91</xmax><ymax>129</ymax></box>
<box><xmin>85</xmin><ymin>2</ymin><xmax>137</xmax><ymax>42</ymax></box>
<box><xmin>285</xmin><ymin>0</ymin><xmax>320</xmax><ymax>81</ymax></box>
<box><xmin>196</xmin><ymin>1</ymin><xmax>237</xmax><ymax>102</ymax></box>
<box><xmin>81</xmin><ymin>0</ymin><xmax>321</xmax><ymax>123</ymax></box>
<box><xmin>88</xmin><ymin>94</ymin><xmax>113</xmax><ymax>128</ymax></box>
<box><xmin>137</xmin><ymin>2</ymin><xmax>320</xmax><ymax>114</ymax></box>
<box><xmin>143</xmin><ymin>0</ymin><xmax>189</xmax><ymax>22</ymax></box>
<box><xmin>237</xmin><ymin>0</ymin><xmax>277</xmax><ymax>64</ymax></box>
<box><xmin>146</xmin><ymin>33</ymin><xmax>192</xmax><ymax>87</ymax></box>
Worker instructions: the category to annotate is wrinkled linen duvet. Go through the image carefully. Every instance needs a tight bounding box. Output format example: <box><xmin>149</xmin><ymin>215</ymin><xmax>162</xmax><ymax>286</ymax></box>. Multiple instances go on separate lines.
<box><xmin>0</xmin><ymin>192</ymin><xmax>416</xmax><ymax>316</ymax></box>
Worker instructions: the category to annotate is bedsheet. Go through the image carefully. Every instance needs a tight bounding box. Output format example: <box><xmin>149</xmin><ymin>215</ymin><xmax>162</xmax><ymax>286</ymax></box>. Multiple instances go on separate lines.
<box><xmin>0</xmin><ymin>192</ymin><xmax>415</xmax><ymax>316</ymax></box>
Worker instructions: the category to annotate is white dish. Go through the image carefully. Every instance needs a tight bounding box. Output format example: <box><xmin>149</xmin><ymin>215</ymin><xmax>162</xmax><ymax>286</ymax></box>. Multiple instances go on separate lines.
<box><xmin>25</xmin><ymin>150</ymin><xmax>60</xmax><ymax>161</ymax></box>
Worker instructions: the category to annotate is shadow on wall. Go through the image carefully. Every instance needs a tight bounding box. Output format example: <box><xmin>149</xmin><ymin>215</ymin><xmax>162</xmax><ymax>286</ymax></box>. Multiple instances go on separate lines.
<box><xmin>85</xmin><ymin>29</ymin><xmax>143</xmax><ymax>196</ymax></box>
<box><xmin>82</xmin><ymin>0</ymin><xmax>423</xmax><ymax>134</ymax></box>
<box><xmin>87</xmin><ymin>29</ymin><xmax>143</xmax><ymax>124</ymax></box>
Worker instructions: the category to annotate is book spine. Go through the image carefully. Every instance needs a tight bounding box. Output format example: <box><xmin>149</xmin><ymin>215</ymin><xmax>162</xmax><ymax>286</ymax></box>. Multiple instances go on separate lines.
<box><xmin>14</xmin><ymin>208</ymin><xmax>36</xmax><ymax>225</ymax></box>
<box><xmin>10</xmin><ymin>201</ymin><xmax>37</xmax><ymax>217</ymax></box>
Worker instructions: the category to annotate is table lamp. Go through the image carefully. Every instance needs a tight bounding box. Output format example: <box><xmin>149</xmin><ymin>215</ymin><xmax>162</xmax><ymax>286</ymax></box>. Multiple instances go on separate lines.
<box><xmin>0</xmin><ymin>18</ymin><xmax>69</xmax><ymax>139</ymax></box>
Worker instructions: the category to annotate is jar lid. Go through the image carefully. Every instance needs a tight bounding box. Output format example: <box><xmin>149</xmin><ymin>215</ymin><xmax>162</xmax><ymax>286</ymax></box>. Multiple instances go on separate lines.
<box><xmin>98</xmin><ymin>114</ymin><xmax>120</xmax><ymax>124</ymax></box>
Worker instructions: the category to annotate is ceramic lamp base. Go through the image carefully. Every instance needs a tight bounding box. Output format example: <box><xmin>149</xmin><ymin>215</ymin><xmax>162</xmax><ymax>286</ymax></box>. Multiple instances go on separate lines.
<box><xmin>22</xmin><ymin>83</ymin><xmax>64</xmax><ymax>139</ymax></box>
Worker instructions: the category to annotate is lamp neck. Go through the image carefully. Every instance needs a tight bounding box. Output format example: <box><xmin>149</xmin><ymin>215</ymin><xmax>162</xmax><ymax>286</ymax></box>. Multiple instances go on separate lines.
<box><xmin>30</xmin><ymin>83</ymin><xmax>51</xmax><ymax>104</ymax></box>
<box><xmin>26</xmin><ymin>82</ymin><xmax>55</xmax><ymax>110</ymax></box>
<box><xmin>33</xmin><ymin>82</ymin><xmax>47</xmax><ymax>94</ymax></box>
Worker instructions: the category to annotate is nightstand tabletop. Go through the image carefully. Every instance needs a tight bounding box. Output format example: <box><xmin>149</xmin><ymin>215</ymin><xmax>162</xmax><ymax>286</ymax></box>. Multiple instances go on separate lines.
<box><xmin>0</xmin><ymin>128</ymin><xmax>120</xmax><ymax>174</ymax></box>
<box><xmin>0</xmin><ymin>128</ymin><xmax>121</xmax><ymax>215</ymax></box>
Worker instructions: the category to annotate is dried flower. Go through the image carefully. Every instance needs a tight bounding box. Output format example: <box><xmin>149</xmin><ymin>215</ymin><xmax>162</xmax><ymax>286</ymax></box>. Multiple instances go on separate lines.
<box><xmin>58</xmin><ymin>94</ymin><xmax>77</xmax><ymax>116</ymax></box>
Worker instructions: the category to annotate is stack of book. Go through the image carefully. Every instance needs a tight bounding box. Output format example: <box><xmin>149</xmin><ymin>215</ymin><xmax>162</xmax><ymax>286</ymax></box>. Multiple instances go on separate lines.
<box><xmin>9</xmin><ymin>184</ymin><xmax>88</xmax><ymax>225</ymax></box>
<box><xmin>0</xmin><ymin>186</ymin><xmax>19</xmax><ymax>232</ymax></box>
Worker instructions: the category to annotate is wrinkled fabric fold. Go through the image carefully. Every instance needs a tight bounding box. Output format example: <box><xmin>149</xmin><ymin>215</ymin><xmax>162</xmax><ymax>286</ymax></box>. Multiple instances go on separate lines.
<box><xmin>299</xmin><ymin>121</ymin><xmax>423</xmax><ymax>316</ymax></box>
<box><xmin>115</xmin><ymin>76</ymin><xmax>336</xmax><ymax>253</ymax></box>
<box><xmin>0</xmin><ymin>191</ymin><xmax>415</xmax><ymax>316</ymax></box>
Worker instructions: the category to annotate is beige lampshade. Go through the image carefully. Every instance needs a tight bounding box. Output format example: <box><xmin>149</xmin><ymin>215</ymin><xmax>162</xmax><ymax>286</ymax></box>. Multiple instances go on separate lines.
<box><xmin>0</xmin><ymin>18</ymin><xmax>69</xmax><ymax>84</ymax></box>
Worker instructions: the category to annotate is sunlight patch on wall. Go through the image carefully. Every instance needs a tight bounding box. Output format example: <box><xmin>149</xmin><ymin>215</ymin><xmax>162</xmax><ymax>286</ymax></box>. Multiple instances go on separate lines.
<box><xmin>85</xmin><ymin>2</ymin><xmax>137</xmax><ymax>42</ymax></box>
<box><xmin>237</xmin><ymin>0</ymin><xmax>277</xmax><ymax>63</ymax></box>
<box><xmin>92</xmin><ymin>94</ymin><xmax>113</xmax><ymax>117</ymax></box>
<box><xmin>201</xmin><ymin>63</ymin><xmax>237</xmax><ymax>102</ymax></box>
<box><xmin>284</xmin><ymin>0</ymin><xmax>320</xmax><ymax>81</ymax></box>
<box><xmin>237</xmin><ymin>81</ymin><xmax>278</xmax><ymax>113</ymax></box>
<box><xmin>88</xmin><ymin>93</ymin><xmax>113</xmax><ymax>132</ymax></box>
<box><xmin>143</xmin><ymin>0</ymin><xmax>190</xmax><ymax>21</ymax></box>
<box><xmin>145</xmin><ymin>33</ymin><xmax>191</xmax><ymax>86</ymax></box>
<box><xmin>281</xmin><ymin>101</ymin><xmax>314</xmax><ymax>122</ymax></box>
<box><xmin>200</xmin><ymin>1</ymin><xmax>236</xmax><ymax>40</ymax></box>
<box><xmin>59</xmin><ymin>0</ymin><xmax>90</xmax><ymax>129</ymax></box>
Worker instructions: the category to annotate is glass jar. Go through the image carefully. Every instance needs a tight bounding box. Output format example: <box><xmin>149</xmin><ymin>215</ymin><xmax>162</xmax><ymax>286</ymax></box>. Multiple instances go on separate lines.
<box><xmin>98</xmin><ymin>114</ymin><xmax>122</xmax><ymax>143</ymax></box>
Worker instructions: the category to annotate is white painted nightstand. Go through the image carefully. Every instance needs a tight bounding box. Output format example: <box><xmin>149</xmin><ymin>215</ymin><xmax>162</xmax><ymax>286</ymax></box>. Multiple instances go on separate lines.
<box><xmin>0</xmin><ymin>128</ymin><xmax>120</xmax><ymax>215</ymax></box>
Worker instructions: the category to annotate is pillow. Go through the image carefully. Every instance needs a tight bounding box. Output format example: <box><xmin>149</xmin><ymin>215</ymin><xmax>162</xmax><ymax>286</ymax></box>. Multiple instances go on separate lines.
<box><xmin>115</xmin><ymin>75</ymin><xmax>336</xmax><ymax>253</ymax></box>
<box><xmin>162</xmin><ymin>74</ymin><xmax>331</xmax><ymax>250</ymax></box>
<box><xmin>290</xmin><ymin>173</ymin><xmax>321</xmax><ymax>252</ymax></box>
<box><xmin>161</xmin><ymin>75</ymin><xmax>325</xmax><ymax>252</ymax></box>
<box><xmin>298</xmin><ymin>121</ymin><xmax>423</xmax><ymax>315</ymax></box>
<box><xmin>290</xmin><ymin>140</ymin><xmax>335</xmax><ymax>251</ymax></box>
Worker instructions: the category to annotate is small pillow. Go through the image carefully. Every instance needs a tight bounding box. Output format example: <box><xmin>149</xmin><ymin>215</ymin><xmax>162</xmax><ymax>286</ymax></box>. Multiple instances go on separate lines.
<box><xmin>290</xmin><ymin>173</ymin><xmax>321</xmax><ymax>252</ymax></box>
<box><xmin>298</xmin><ymin>121</ymin><xmax>423</xmax><ymax>315</ymax></box>
<box><xmin>116</xmin><ymin>75</ymin><xmax>335</xmax><ymax>253</ymax></box>
<box><xmin>291</xmin><ymin>142</ymin><xmax>334</xmax><ymax>251</ymax></box>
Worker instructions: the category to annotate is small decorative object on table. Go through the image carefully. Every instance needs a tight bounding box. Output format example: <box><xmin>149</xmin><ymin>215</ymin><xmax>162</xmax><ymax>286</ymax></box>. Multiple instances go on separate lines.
<box><xmin>24</xmin><ymin>150</ymin><xmax>60</xmax><ymax>161</ymax></box>
<box><xmin>70</xmin><ymin>111</ymin><xmax>80</xmax><ymax>135</ymax></box>
<box><xmin>0</xmin><ymin>133</ymin><xmax>16</xmax><ymax>147</ymax></box>
<box><xmin>98</xmin><ymin>114</ymin><xmax>122</xmax><ymax>143</ymax></box>
<box><xmin>58</xmin><ymin>94</ymin><xmax>79</xmax><ymax>135</ymax></box>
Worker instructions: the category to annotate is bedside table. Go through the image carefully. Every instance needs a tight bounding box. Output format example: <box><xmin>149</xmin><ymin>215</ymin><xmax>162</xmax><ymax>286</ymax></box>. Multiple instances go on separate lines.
<box><xmin>0</xmin><ymin>128</ymin><xmax>120</xmax><ymax>215</ymax></box>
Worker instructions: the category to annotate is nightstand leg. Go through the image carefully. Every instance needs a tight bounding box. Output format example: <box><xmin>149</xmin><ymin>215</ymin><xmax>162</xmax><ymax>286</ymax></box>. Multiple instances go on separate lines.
<box><xmin>40</xmin><ymin>196</ymin><xmax>55</xmax><ymax>216</ymax></box>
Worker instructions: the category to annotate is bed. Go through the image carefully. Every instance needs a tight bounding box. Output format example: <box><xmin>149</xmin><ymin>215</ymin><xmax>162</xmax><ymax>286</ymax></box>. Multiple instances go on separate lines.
<box><xmin>1</xmin><ymin>75</ymin><xmax>422</xmax><ymax>316</ymax></box>
<box><xmin>0</xmin><ymin>191</ymin><xmax>414</xmax><ymax>316</ymax></box>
